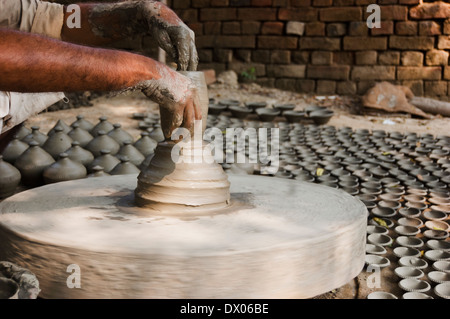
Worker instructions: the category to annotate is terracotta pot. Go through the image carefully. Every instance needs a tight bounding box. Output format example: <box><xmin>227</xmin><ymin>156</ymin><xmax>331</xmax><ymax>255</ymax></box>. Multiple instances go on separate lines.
<box><xmin>0</xmin><ymin>155</ymin><xmax>21</xmax><ymax>198</ymax></box>
<box><xmin>14</xmin><ymin>141</ymin><xmax>55</xmax><ymax>186</ymax></box>
<box><xmin>43</xmin><ymin>153</ymin><xmax>87</xmax><ymax>184</ymax></box>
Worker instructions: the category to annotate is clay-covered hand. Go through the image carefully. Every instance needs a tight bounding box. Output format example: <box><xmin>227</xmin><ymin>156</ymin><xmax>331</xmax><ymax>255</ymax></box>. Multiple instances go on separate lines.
<box><xmin>140</xmin><ymin>66</ymin><xmax>202</xmax><ymax>139</ymax></box>
<box><xmin>141</xmin><ymin>1</ymin><xmax>198</xmax><ymax>71</ymax></box>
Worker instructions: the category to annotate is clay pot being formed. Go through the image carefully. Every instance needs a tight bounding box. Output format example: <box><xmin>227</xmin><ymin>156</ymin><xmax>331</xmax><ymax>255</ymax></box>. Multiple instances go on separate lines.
<box><xmin>21</xmin><ymin>126</ymin><xmax>47</xmax><ymax>146</ymax></box>
<box><xmin>88</xmin><ymin>149</ymin><xmax>120</xmax><ymax>173</ymax></box>
<box><xmin>1</xmin><ymin>135</ymin><xmax>29</xmax><ymax>163</ymax></box>
<box><xmin>116</xmin><ymin>140</ymin><xmax>145</xmax><ymax>167</ymax></box>
<box><xmin>65</xmin><ymin>141</ymin><xmax>95</xmax><ymax>167</ymax></box>
<box><xmin>107</xmin><ymin>123</ymin><xmax>134</xmax><ymax>146</ymax></box>
<box><xmin>14</xmin><ymin>141</ymin><xmax>55</xmax><ymax>186</ymax></box>
<box><xmin>42</xmin><ymin>126</ymin><xmax>74</xmax><ymax>159</ymax></box>
<box><xmin>43</xmin><ymin>153</ymin><xmax>87</xmax><ymax>184</ymax></box>
<box><xmin>0</xmin><ymin>155</ymin><xmax>21</xmax><ymax>198</ymax></box>
<box><xmin>85</xmin><ymin>130</ymin><xmax>120</xmax><ymax>157</ymax></box>
<box><xmin>133</xmin><ymin>132</ymin><xmax>157</xmax><ymax>157</ymax></box>
<box><xmin>71</xmin><ymin>114</ymin><xmax>95</xmax><ymax>132</ymax></box>
<box><xmin>90</xmin><ymin>116</ymin><xmax>114</xmax><ymax>137</ymax></box>
<box><xmin>110</xmin><ymin>156</ymin><xmax>140</xmax><ymax>175</ymax></box>
<box><xmin>67</xmin><ymin>123</ymin><xmax>94</xmax><ymax>148</ymax></box>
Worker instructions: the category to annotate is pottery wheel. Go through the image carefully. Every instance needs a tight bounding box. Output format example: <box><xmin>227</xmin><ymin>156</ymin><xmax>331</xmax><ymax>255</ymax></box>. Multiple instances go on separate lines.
<box><xmin>0</xmin><ymin>174</ymin><xmax>367</xmax><ymax>299</ymax></box>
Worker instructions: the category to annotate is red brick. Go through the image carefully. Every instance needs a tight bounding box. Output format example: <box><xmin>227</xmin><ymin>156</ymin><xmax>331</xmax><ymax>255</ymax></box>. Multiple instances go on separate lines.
<box><xmin>357</xmin><ymin>81</ymin><xmax>378</xmax><ymax>94</ymax></box>
<box><xmin>310</xmin><ymin>51</ymin><xmax>333</xmax><ymax>65</ymax></box>
<box><xmin>188</xmin><ymin>23</ymin><xmax>203</xmax><ymax>35</ymax></box>
<box><xmin>399</xmin><ymin>0</ymin><xmax>419</xmax><ymax>4</ymax></box>
<box><xmin>389</xmin><ymin>36</ymin><xmax>434</xmax><ymax>50</ymax></box>
<box><xmin>333</xmin><ymin>51</ymin><xmax>354</xmax><ymax>65</ymax></box>
<box><xmin>192</xmin><ymin>0</ymin><xmax>210</xmax><ymax>7</ymax></box>
<box><xmin>214</xmin><ymin>49</ymin><xmax>233</xmax><ymax>62</ymax></box>
<box><xmin>337</xmin><ymin>81</ymin><xmax>357</xmax><ymax>95</ymax></box>
<box><xmin>272</xmin><ymin>0</ymin><xmax>288</xmax><ymax>6</ymax></box>
<box><xmin>176</xmin><ymin>9</ymin><xmax>198</xmax><ymax>23</ymax></box>
<box><xmin>235</xmin><ymin>49</ymin><xmax>252</xmax><ymax>62</ymax></box>
<box><xmin>438</xmin><ymin>35</ymin><xmax>450</xmax><ymax>49</ymax></box>
<box><xmin>204</xmin><ymin>21</ymin><xmax>222</xmax><ymax>35</ymax></box>
<box><xmin>196</xmin><ymin>35</ymin><xmax>215</xmax><ymax>48</ymax></box>
<box><xmin>351</xmin><ymin>66</ymin><xmax>396</xmax><ymax>80</ymax></box>
<box><xmin>305</xmin><ymin>22</ymin><xmax>326</xmax><ymax>36</ymax></box>
<box><xmin>327</xmin><ymin>23</ymin><xmax>347</xmax><ymax>37</ymax></box>
<box><xmin>316</xmin><ymin>80</ymin><xmax>336</xmax><ymax>94</ymax></box>
<box><xmin>230</xmin><ymin>0</ymin><xmax>250</xmax><ymax>5</ymax></box>
<box><xmin>211</xmin><ymin>0</ymin><xmax>229</xmax><ymax>6</ymax></box>
<box><xmin>252</xmin><ymin>50</ymin><xmax>271</xmax><ymax>63</ymax></box>
<box><xmin>355</xmin><ymin>0</ymin><xmax>371</xmax><ymax>4</ymax></box>
<box><xmin>296</xmin><ymin>79</ymin><xmax>316</xmax><ymax>92</ymax></box>
<box><xmin>419</xmin><ymin>21</ymin><xmax>441</xmax><ymax>36</ymax></box>
<box><xmin>292</xmin><ymin>51</ymin><xmax>310</xmax><ymax>64</ymax></box>
<box><xmin>258</xmin><ymin>36</ymin><xmax>298</xmax><ymax>49</ymax></box>
<box><xmin>251</xmin><ymin>0</ymin><xmax>272</xmax><ymax>5</ymax></box>
<box><xmin>222</xmin><ymin>21</ymin><xmax>241</xmax><ymax>34</ymax></box>
<box><xmin>215</xmin><ymin>35</ymin><xmax>256</xmax><ymax>48</ymax></box>
<box><xmin>379</xmin><ymin>5</ymin><xmax>408</xmax><ymax>21</ymax></box>
<box><xmin>444</xmin><ymin>66</ymin><xmax>450</xmax><ymax>80</ymax></box>
<box><xmin>320</xmin><ymin>7</ymin><xmax>362</xmax><ymax>21</ymax></box>
<box><xmin>275</xmin><ymin>78</ymin><xmax>297</xmax><ymax>91</ymax></box>
<box><xmin>395</xmin><ymin>21</ymin><xmax>418</xmax><ymax>35</ymax></box>
<box><xmin>410</xmin><ymin>2</ymin><xmax>450</xmax><ymax>20</ymax></box>
<box><xmin>378</xmin><ymin>0</ymin><xmax>398</xmax><ymax>4</ymax></box>
<box><xmin>397</xmin><ymin>67</ymin><xmax>442</xmax><ymax>80</ymax></box>
<box><xmin>198</xmin><ymin>49</ymin><xmax>213</xmax><ymax>62</ymax></box>
<box><xmin>261</xmin><ymin>21</ymin><xmax>284</xmax><ymax>35</ymax></box>
<box><xmin>278</xmin><ymin>8</ymin><xmax>318</xmax><ymax>21</ymax></box>
<box><xmin>343</xmin><ymin>36</ymin><xmax>387</xmax><ymax>50</ymax></box>
<box><xmin>291</xmin><ymin>0</ymin><xmax>311</xmax><ymax>6</ymax></box>
<box><xmin>378</xmin><ymin>51</ymin><xmax>400</xmax><ymax>65</ymax></box>
<box><xmin>334</xmin><ymin>0</ymin><xmax>355</xmax><ymax>5</ymax></box>
<box><xmin>266</xmin><ymin>65</ymin><xmax>306</xmax><ymax>78</ymax></box>
<box><xmin>313</xmin><ymin>0</ymin><xmax>332</xmax><ymax>6</ymax></box>
<box><xmin>402</xmin><ymin>80</ymin><xmax>423</xmax><ymax>96</ymax></box>
<box><xmin>242</xmin><ymin>21</ymin><xmax>261</xmax><ymax>34</ymax></box>
<box><xmin>307</xmin><ymin>65</ymin><xmax>351</xmax><ymax>80</ymax></box>
<box><xmin>371</xmin><ymin>21</ymin><xmax>394</xmax><ymax>35</ymax></box>
<box><xmin>270</xmin><ymin>50</ymin><xmax>291</xmax><ymax>64</ymax></box>
<box><xmin>355</xmin><ymin>51</ymin><xmax>378</xmax><ymax>65</ymax></box>
<box><xmin>172</xmin><ymin>0</ymin><xmax>192</xmax><ymax>9</ymax></box>
<box><xmin>348</xmin><ymin>21</ymin><xmax>368</xmax><ymax>36</ymax></box>
<box><xmin>200</xmin><ymin>8</ymin><xmax>236</xmax><ymax>21</ymax></box>
<box><xmin>424</xmin><ymin>81</ymin><xmax>448</xmax><ymax>96</ymax></box>
<box><xmin>425</xmin><ymin>50</ymin><xmax>449</xmax><ymax>66</ymax></box>
<box><xmin>401</xmin><ymin>51</ymin><xmax>423</xmax><ymax>66</ymax></box>
<box><xmin>237</xmin><ymin>8</ymin><xmax>277</xmax><ymax>20</ymax></box>
<box><xmin>300</xmin><ymin>37</ymin><xmax>341</xmax><ymax>50</ymax></box>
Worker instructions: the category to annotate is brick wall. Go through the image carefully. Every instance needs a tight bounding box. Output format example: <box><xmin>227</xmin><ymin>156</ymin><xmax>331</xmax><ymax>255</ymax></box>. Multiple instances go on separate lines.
<box><xmin>169</xmin><ymin>0</ymin><xmax>450</xmax><ymax>97</ymax></box>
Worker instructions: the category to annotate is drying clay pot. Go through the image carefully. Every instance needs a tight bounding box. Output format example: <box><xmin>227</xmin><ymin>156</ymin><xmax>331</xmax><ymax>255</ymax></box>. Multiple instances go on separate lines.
<box><xmin>133</xmin><ymin>132</ymin><xmax>157</xmax><ymax>157</ymax></box>
<box><xmin>402</xmin><ymin>292</ymin><xmax>432</xmax><ymax>299</ymax></box>
<box><xmin>64</xmin><ymin>141</ymin><xmax>94</xmax><ymax>167</ymax></box>
<box><xmin>399</xmin><ymin>278</ymin><xmax>430</xmax><ymax>293</ymax></box>
<box><xmin>110</xmin><ymin>156</ymin><xmax>140</xmax><ymax>175</ymax></box>
<box><xmin>433</xmin><ymin>261</ymin><xmax>450</xmax><ymax>272</ymax></box>
<box><xmin>393</xmin><ymin>247</ymin><xmax>421</xmax><ymax>258</ymax></box>
<box><xmin>1</xmin><ymin>135</ymin><xmax>29</xmax><ymax>163</ymax></box>
<box><xmin>428</xmin><ymin>271</ymin><xmax>450</xmax><ymax>284</ymax></box>
<box><xmin>14</xmin><ymin>124</ymin><xmax>31</xmax><ymax>140</ymax></box>
<box><xmin>229</xmin><ymin>106</ymin><xmax>252</xmax><ymax>119</ymax></box>
<box><xmin>21</xmin><ymin>126</ymin><xmax>47</xmax><ymax>146</ymax></box>
<box><xmin>399</xmin><ymin>257</ymin><xmax>428</xmax><ymax>269</ymax></box>
<box><xmin>88</xmin><ymin>149</ymin><xmax>120</xmax><ymax>173</ymax></box>
<box><xmin>434</xmin><ymin>283</ymin><xmax>450</xmax><ymax>299</ymax></box>
<box><xmin>14</xmin><ymin>141</ymin><xmax>55</xmax><ymax>186</ymax></box>
<box><xmin>87</xmin><ymin>165</ymin><xmax>110</xmax><ymax>178</ymax></box>
<box><xmin>426</xmin><ymin>240</ymin><xmax>450</xmax><ymax>252</ymax></box>
<box><xmin>85</xmin><ymin>130</ymin><xmax>120</xmax><ymax>157</ymax></box>
<box><xmin>424</xmin><ymin>250</ymin><xmax>450</xmax><ymax>262</ymax></box>
<box><xmin>0</xmin><ymin>155</ymin><xmax>21</xmax><ymax>198</ymax></box>
<box><xmin>365</xmin><ymin>255</ymin><xmax>390</xmax><ymax>268</ymax></box>
<box><xmin>68</xmin><ymin>123</ymin><xmax>94</xmax><ymax>148</ymax></box>
<box><xmin>367</xmin><ymin>291</ymin><xmax>397</xmax><ymax>299</ymax></box>
<box><xmin>255</xmin><ymin>108</ymin><xmax>280</xmax><ymax>122</ymax></box>
<box><xmin>71</xmin><ymin>115</ymin><xmax>94</xmax><ymax>132</ymax></box>
<box><xmin>395</xmin><ymin>236</ymin><xmax>423</xmax><ymax>249</ymax></box>
<box><xmin>48</xmin><ymin>120</ymin><xmax>71</xmax><ymax>136</ymax></box>
<box><xmin>107</xmin><ymin>123</ymin><xmax>134</xmax><ymax>146</ymax></box>
<box><xmin>43</xmin><ymin>153</ymin><xmax>87</xmax><ymax>184</ymax></box>
<box><xmin>394</xmin><ymin>267</ymin><xmax>424</xmax><ymax>279</ymax></box>
<box><xmin>90</xmin><ymin>116</ymin><xmax>114</xmax><ymax>137</ymax></box>
<box><xmin>283</xmin><ymin>111</ymin><xmax>306</xmax><ymax>123</ymax></box>
<box><xmin>116</xmin><ymin>141</ymin><xmax>145</xmax><ymax>167</ymax></box>
<box><xmin>366</xmin><ymin>244</ymin><xmax>387</xmax><ymax>255</ymax></box>
<box><xmin>42</xmin><ymin>126</ymin><xmax>73</xmax><ymax>160</ymax></box>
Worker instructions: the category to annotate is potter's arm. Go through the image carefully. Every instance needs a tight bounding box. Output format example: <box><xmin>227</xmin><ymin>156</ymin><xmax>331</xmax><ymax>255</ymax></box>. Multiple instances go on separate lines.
<box><xmin>0</xmin><ymin>29</ymin><xmax>201</xmax><ymax>134</ymax></box>
<box><xmin>60</xmin><ymin>0</ymin><xmax>198</xmax><ymax>71</ymax></box>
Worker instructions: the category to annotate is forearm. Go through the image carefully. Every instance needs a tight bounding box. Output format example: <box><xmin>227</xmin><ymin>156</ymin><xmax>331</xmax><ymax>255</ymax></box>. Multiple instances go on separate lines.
<box><xmin>0</xmin><ymin>29</ymin><xmax>167</xmax><ymax>93</ymax></box>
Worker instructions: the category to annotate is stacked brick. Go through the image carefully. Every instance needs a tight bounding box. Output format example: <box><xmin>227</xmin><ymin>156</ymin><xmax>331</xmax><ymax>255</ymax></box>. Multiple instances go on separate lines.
<box><xmin>169</xmin><ymin>0</ymin><xmax>450</xmax><ymax>97</ymax></box>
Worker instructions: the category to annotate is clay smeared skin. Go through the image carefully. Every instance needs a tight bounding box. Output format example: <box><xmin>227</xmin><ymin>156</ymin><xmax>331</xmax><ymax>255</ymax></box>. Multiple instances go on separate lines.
<box><xmin>0</xmin><ymin>29</ymin><xmax>201</xmax><ymax>137</ymax></box>
<box><xmin>61</xmin><ymin>1</ymin><xmax>198</xmax><ymax>71</ymax></box>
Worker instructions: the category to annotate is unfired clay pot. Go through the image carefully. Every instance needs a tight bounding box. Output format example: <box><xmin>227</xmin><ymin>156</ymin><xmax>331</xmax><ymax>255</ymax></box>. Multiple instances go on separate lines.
<box><xmin>85</xmin><ymin>130</ymin><xmax>120</xmax><ymax>157</ymax></box>
<box><xmin>116</xmin><ymin>141</ymin><xmax>145</xmax><ymax>167</ymax></box>
<box><xmin>1</xmin><ymin>135</ymin><xmax>29</xmax><ymax>163</ymax></box>
<box><xmin>71</xmin><ymin>115</ymin><xmax>94</xmax><ymax>132</ymax></box>
<box><xmin>68</xmin><ymin>123</ymin><xmax>94</xmax><ymax>148</ymax></box>
<box><xmin>0</xmin><ymin>155</ymin><xmax>21</xmax><ymax>198</ymax></box>
<box><xmin>133</xmin><ymin>132</ymin><xmax>157</xmax><ymax>157</ymax></box>
<box><xmin>21</xmin><ymin>126</ymin><xmax>47</xmax><ymax>146</ymax></box>
<box><xmin>48</xmin><ymin>120</ymin><xmax>71</xmax><ymax>136</ymax></box>
<box><xmin>110</xmin><ymin>156</ymin><xmax>140</xmax><ymax>175</ymax></box>
<box><xmin>88</xmin><ymin>149</ymin><xmax>120</xmax><ymax>173</ymax></box>
<box><xmin>87</xmin><ymin>165</ymin><xmax>110</xmax><ymax>178</ymax></box>
<box><xmin>42</xmin><ymin>127</ymin><xmax>73</xmax><ymax>159</ymax></box>
<box><xmin>43</xmin><ymin>153</ymin><xmax>87</xmax><ymax>184</ymax></box>
<box><xmin>14</xmin><ymin>141</ymin><xmax>55</xmax><ymax>186</ymax></box>
<box><xmin>65</xmin><ymin>141</ymin><xmax>94</xmax><ymax>167</ymax></box>
<box><xmin>90</xmin><ymin>116</ymin><xmax>114</xmax><ymax>137</ymax></box>
<box><xmin>107</xmin><ymin>123</ymin><xmax>133</xmax><ymax>146</ymax></box>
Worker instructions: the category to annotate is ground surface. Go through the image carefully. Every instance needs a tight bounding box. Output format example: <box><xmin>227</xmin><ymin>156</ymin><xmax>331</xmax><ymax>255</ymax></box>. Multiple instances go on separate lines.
<box><xmin>11</xmin><ymin>81</ymin><xmax>450</xmax><ymax>299</ymax></box>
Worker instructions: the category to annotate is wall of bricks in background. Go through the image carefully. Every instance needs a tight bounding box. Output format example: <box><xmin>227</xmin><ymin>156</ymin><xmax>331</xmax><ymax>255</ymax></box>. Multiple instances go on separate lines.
<box><xmin>168</xmin><ymin>0</ymin><xmax>450</xmax><ymax>97</ymax></box>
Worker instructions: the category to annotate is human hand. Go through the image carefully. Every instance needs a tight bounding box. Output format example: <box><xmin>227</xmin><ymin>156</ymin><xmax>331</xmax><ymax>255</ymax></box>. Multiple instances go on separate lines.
<box><xmin>141</xmin><ymin>1</ymin><xmax>198</xmax><ymax>71</ymax></box>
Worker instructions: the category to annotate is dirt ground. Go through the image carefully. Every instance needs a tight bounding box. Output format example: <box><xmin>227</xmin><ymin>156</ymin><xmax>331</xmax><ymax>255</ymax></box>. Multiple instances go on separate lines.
<box><xmin>18</xmin><ymin>80</ymin><xmax>450</xmax><ymax>299</ymax></box>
